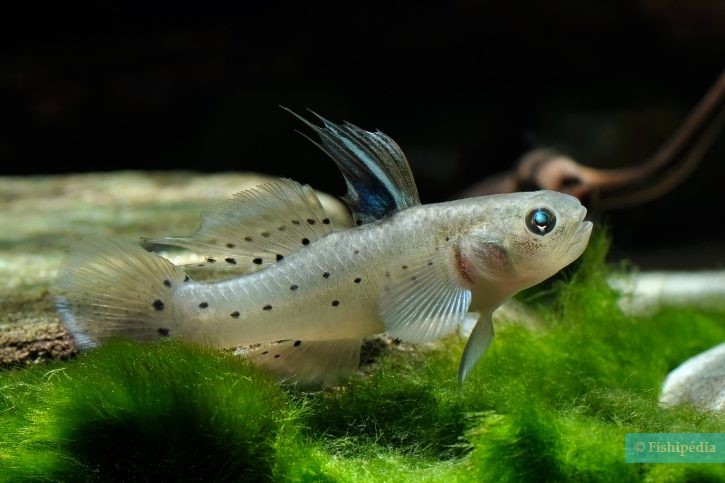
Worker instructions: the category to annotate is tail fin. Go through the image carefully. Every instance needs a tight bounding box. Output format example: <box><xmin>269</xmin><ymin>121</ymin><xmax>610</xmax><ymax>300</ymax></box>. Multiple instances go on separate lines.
<box><xmin>54</xmin><ymin>238</ymin><xmax>188</xmax><ymax>349</ymax></box>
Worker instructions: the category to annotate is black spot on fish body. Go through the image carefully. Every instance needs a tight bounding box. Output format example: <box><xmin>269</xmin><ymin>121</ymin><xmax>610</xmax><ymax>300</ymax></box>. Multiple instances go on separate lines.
<box><xmin>294</xmin><ymin>340</ymin><xmax>301</xmax><ymax>347</ymax></box>
<box><xmin>291</xmin><ymin>219</ymin><xmax>300</xmax><ymax>225</ymax></box>
<box><xmin>276</xmin><ymin>254</ymin><xmax>284</xmax><ymax>262</ymax></box>
<box><xmin>184</xmin><ymin>275</ymin><xmax>190</xmax><ymax>282</ymax></box>
<box><xmin>411</xmin><ymin>276</ymin><xmax>417</xmax><ymax>281</ymax></box>
<box><xmin>278</xmin><ymin>225</ymin><xmax>286</xmax><ymax>231</ymax></box>
<box><xmin>301</xmin><ymin>238</ymin><xmax>310</xmax><ymax>245</ymax></box>
<box><xmin>402</xmin><ymin>265</ymin><xmax>408</xmax><ymax>270</ymax></box>
<box><xmin>331</xmin><ymin>300</ymin><xmax>340</xmax><ymax>307</ymax></box>
<box><xmin>207</xmin><ymin>258</ymin><xmax>216</xmax><ymax>263</ymax></box>
<box><xmin>226</xmin><ymin>243</ymin><xmax>235</xmax><ymax>248</ymax></box>
<box><xmin>427</xmin><ymin>261</ymin><xmax>433</xmax><ymax>266</ymax></box>
<box><xmin>323</xmin><ymin>272</ymin><xmax>330</xmax><ymax>278</ymax></box>
<box><xmin>274</xmin><ymin>354</ymin><xmax>280</xmax><ymax>358</ymax></box>
<box><xmin>245</xmin><ymin>236</ymin><xmax>253</xmax><ymax>242</ymax></box>
<box><xmin>230</xmin><ymin>311</ymin><xmax>240</xmax><ymax>318</ymax></box>
<box><xmin>152</xmin><ymin>299</ymin><xmax>165</xmax><ymax>311</ymax></box>
<box><xmin>322</xmin><ymin>218</ymin><xmax>331</xmax><ymax>224</ymax></box>
<box><xmin>307</xmin><ymin>218</ymin><xmax>316</xmax><ymax>225</ymax></box>
<box><xmin>290</xmin><ymin>284</ymin><xmax>299</xmax><ymax>291</ymax></box>
<box><xmin>354</xmin><ymin>277</ymin><xmax>361</xmax><ymax>283</ymax></box>
<box><xmin>163</xmin><ymin>280</ymin><xmax>172</xmax><ymax>288</ymax></box>
<box><xmin>262</xmin><ymin>350</ymin><xmax>269</xmax><ymax>355</ymax></box>
<box><xmin>253</xmin><ymin>258</ymin><xmax>263</xmax><ymax>265</ymax></box>
<box><xmin>261</xmin><ymin>231</ymin><xmax>270</xmax><ymax>238</ymax></box>
<box><xmin>445</xmin><ymin>236</ymin><xmax>450</xmax><ymax>242</ymax></box>
<box><xmin>157</xmin><ymin>327</ymin><xmax>170</xmax><ymax>336</ymax></box>
<box><xmin>355</xmin><ymin>220</ymin><xmax>362</xmax><ymax>226</ymax></box>
<box><xmin>263</xmin><ymin>305</ymin><xmax>272</xmax><ymax>311</ymax></box>
<box><xmin>199</xmin><ymin>302</ymin><xmax>209</xmax><ymax>309</ymax></box>
<box><xmin>225</xmin><ymin>257</ymin><xmax>237</xmax><ymax>265</ymax></box>
<box><xmin>354</xmin><ymin>249</ymin><xmax>360</xmax><ymax>254</ymax></box>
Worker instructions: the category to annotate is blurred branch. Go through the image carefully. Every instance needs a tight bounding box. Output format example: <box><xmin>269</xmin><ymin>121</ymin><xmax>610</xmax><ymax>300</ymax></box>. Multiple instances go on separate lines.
<box><xmin>461</xmin><ymin>69</ymin><xmax>725</xmax><ymax>210</ymax></box>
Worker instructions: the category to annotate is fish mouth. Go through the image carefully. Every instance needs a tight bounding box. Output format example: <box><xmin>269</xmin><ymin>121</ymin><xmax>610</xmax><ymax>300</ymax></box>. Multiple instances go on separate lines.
<box><xmin>574</xmin><ymin>205</ymin><xmax>592</xmax><ymax>237</ymax></box>
<box><xmin>575</xmin><ymin>206</ymin><xmax>588</xmax><ymax>223</ymax></box>
<box><xmin>558</xmin><ymin>212</ymin><xmax>593</xmax><ymax>263</ymax></box>
<box><xmin>577</xmin><ymin>220</ymin><xmax>593</xmax><ymax>236</ymax></box>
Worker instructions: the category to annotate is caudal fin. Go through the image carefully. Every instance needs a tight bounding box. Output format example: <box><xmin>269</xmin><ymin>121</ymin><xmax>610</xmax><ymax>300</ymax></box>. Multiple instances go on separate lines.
<box><xmin>54</xmin><ymin>238</ymin><xmax>188</xmax><ymax>349</ymax></box>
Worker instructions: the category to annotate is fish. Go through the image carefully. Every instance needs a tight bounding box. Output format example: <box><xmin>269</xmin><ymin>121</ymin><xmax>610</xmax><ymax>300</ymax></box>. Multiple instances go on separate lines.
<box><xmin>55</xmin><ymin>109</ymin><xmax>593</xmax><ymax>385</ymax></box>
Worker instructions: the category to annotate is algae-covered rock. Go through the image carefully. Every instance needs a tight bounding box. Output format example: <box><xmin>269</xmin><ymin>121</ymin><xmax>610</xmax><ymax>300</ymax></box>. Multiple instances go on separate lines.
<box><xmin>660</xmin><ymin>342</ymin><xmax>725</xmax><ymax>411</ymax></box>
<box><xmin>0</xmin><ymin>171</ymin><xmax>349</xmax><ymax>367</ymax></box>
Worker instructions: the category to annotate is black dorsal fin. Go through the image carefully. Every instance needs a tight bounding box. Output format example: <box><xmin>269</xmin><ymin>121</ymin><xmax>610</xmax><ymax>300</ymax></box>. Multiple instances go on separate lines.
<box><xmin>282</xmin><ymin>107</ymin><xmax>421</xmax><ymax>224</ymax></box>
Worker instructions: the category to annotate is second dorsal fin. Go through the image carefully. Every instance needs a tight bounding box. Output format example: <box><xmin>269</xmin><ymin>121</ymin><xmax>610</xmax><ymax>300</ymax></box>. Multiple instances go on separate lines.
<box><xmin>148</xmin><ymin>178</ymin><xmax>333</xmax><ymax>272</ymax></box>
<box><xmin>283</xmin><ymin>107</ymin><xmax>421</xmax><ymax>225</ymax></box>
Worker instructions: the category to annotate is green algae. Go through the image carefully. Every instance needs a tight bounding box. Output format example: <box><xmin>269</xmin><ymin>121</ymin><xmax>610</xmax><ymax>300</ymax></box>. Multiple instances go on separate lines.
<box><xmin>1</xmin><ymin>173</ymin><xmax>724</xmax><ymax>481</ymax></box>
<box><xmin>0</xmin><ymin>228</ymin><xmax>723</xmax><ymax>482</ymax></box>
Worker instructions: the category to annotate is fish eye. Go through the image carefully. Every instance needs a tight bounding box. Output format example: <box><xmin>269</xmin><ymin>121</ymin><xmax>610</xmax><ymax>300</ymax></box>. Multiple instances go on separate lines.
<box><xmin>526</xmin><ymin>208</ymin><xmax>556</xmax><ymax>235</ymax></box>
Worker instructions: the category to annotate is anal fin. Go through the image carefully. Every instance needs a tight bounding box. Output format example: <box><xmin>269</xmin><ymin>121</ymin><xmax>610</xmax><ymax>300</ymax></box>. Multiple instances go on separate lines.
<box><xmin>244</xmin><ymin>338</ymin><xmax>362</xmax><ymax>386</ymax></box>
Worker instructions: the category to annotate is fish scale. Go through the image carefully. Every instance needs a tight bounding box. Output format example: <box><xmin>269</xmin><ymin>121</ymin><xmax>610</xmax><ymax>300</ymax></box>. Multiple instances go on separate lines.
<box><xmin>172</xmin><ymin>227</ymin><xmax>387</xmax><ymax>346</ymax></box>
<box><xmin>55</xmin><ymin>110</ymin><xmax>592</xmax><ymax>385</ymax></box>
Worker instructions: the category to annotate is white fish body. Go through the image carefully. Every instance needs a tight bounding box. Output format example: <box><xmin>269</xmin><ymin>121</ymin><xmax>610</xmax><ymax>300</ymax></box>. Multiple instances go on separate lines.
<box><xmin>56</xmin><ymin>111</ymin><xmax>592</xmax><ymax>384</ymax></box>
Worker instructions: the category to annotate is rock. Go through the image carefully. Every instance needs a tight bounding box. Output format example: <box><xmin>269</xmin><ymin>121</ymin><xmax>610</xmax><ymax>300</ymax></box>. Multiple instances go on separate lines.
<box><xmin>0</xmin><ymin>171</ymin><xmax>350</xmax><ymax>368</ymax></box>
<box><xmin>0</xmin><ymin>323</ymin><xmax>75</xmax><ymax>366</ymax></box>
<box><xmin>609</xmin><ymin>271</ymin><xmax>725</xmax><ymax>314</ymax></box>
<box><xmin>660</xmin><ymin>343</ymin><xmax>725</xmax><ymax>411</ymax></box>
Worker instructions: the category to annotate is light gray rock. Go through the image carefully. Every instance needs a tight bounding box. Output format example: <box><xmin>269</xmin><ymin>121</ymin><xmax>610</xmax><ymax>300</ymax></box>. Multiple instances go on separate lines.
<box><xmin>0</xmin><ymin>171</ymin><xmax>350</xmax><ymax>366</ymax></box>
<box><xmin>610</xmin><ymin>271</ymin><xmax>725</xmax><ymax>314</ymax></box>
<box><xmin>660</xmin><ymin>343</ymin><xmax>725</xmax><ymax>411</ymax></box>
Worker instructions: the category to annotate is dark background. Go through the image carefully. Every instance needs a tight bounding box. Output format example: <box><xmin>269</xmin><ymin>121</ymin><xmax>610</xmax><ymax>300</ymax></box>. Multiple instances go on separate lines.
<box><xmin>1</xmin><ymin>2</ymin><xmax>723</xmax><ymax>267</ymax></box>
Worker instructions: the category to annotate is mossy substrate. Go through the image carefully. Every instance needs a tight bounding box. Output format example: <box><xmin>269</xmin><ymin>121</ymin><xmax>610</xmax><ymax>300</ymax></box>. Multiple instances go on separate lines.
<box><xmin>1</xmin><ymin>230</ymin><xmax>723</xmax><ymax>482</ymax></box>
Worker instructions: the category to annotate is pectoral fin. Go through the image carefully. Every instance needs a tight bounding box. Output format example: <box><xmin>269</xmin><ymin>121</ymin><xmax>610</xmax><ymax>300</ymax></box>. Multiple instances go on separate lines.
<box><xmin>458</xmin><ymin>313</ymin><xmax>494</xmax><ymax>384</ymax></box>
<box><xmin>379</xmin><ymin>247</ymin><xmax>472</xmax><ymax>343</ymax></box>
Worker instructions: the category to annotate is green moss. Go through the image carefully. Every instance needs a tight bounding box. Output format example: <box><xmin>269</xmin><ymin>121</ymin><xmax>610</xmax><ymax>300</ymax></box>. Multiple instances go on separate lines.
<box><xmin>0</xmin><ymin>341</ymin><xmax>294</xmax><ymax>481</ymax></box>
<box><xmin>1</xmin><ymin>229</ymin><xmax>724</xmax><ymax>482</ymax></box>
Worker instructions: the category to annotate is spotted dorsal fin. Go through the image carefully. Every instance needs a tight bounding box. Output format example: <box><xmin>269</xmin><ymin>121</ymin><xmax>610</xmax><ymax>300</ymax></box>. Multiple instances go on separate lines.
<box><xmin>148</xmin><ymin>178</ymin><xmax>334</xmax><ymax>272</ymax></box>
<box><xmin>283</xmin><ymin>107</ymin><xmax>420</xmax><ymax>225</ymax></box>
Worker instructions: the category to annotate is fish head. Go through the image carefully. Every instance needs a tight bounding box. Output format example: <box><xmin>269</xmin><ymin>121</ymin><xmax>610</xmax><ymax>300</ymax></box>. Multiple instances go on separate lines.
<box><xmin>461</xmin><ymin>190</ymin><xmax>593</xmax><ymax>293</ymax></box>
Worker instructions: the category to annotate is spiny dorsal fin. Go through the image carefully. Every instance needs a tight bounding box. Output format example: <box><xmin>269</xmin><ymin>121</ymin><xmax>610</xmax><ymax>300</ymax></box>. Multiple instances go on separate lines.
<box><xmin>379</xmin><ymin>244</ymin><xmax>472</xmax><ymax>343</ymax></box>
<box><xmin>148</xmin><ymin>178</ymin><xmax>333</xmax><ymax>272</ymax></box>
<box><xmin>282</xmin><ymin>107</ymin><xmax>420</xmax><ymax>225</ymax></box>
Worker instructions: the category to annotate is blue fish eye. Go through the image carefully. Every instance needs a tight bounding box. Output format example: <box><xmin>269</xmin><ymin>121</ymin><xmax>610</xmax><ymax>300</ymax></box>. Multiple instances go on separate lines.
<box><xmin>526</xmin><ymin>208</ymin><xmax>556</xmax><ymax>235</ymax></box>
